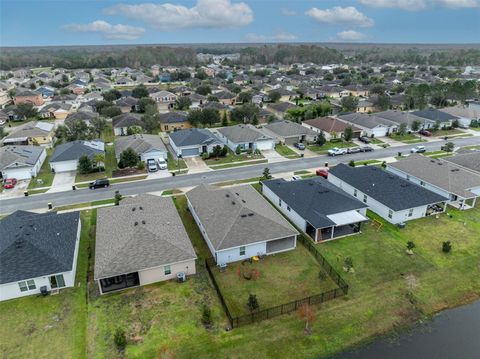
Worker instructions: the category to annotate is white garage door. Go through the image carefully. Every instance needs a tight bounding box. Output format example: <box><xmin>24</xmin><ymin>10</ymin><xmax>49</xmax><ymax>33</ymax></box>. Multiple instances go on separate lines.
<box><xmin>2</xmin><ymin>167</ymin><xmax>32</xmax><ymax>180</ymax></box>
<box><xmin>256</xmin><ymin>140</ymin><xmax>274</xmax><ymax>150</ymax></box>
<box><xmin>51</xmin><ymin>160</ymin><xmax>78</xmax><ymax>172</ymax></box>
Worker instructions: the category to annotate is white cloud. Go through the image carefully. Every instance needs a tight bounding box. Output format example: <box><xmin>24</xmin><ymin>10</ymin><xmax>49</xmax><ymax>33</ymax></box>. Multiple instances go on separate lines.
<box><xmin>358</xmin><ymin>0</ymin><xmax>427</xmax><ymax>10</ymax></box>
<box><xmin>336</xmin><ymin>30</ymin><xmax>366</xmax><ymax>41</ymax></box>
<box><xmin>245</xmin><ymin>31</ymin><xmax>297</xmax><ymax>43</ymax></box>
<box><xmin>105</xmin><ymin>0</ymin><xmax>253</xmax><ymax>30</ymax></box>
<box><xmin>359</xmin><ymin>0</ymin><xmax>479</xmax><ymax>9</ymax></box>
<box><xmin>62</xmin><ymin>20</ymin><xmax>145</xmax><ymax>40</ymax></box>
<box><xmin>305</xmin><ymin>6</ymin><xmax>374</xmax><ymax>27</ymax></box>
<box><xmin>281</xmin><ymin>8</ymin><xmax>297</xmax><ymax>16</ymax></box>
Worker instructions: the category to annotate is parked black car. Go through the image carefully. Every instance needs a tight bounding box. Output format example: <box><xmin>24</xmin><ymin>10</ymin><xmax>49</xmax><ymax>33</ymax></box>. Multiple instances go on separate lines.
<box><xmin>360</xmin><ymin>146</ymin><xmax>374</xmax><ymax>152</ymax></box>
<box><xmin>89</xmin><ymin>178</ymin><xmax>110</xmax><ymax>189</ymax></box>
<box><xmin>359</xmin><ymin>136</ymin><xmax>371</xmax><ymax>144</ymax></box>
<box><xmin>347</xmin><ymin>147</ymin><xmax>362</xmax><ymax>154</ymax></box>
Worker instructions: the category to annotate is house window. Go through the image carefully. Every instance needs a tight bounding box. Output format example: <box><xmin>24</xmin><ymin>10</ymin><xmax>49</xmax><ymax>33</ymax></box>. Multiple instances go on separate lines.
<box><xmin>278</xmin><ymin>199</ymin><xmax>282</xmax><ymax>206</ymax></box>
<box><xmin>18</xmin><ymin>280</ymin><xmax>36</xmax><ymax>292</ymax></box>
<box><xmin>164</xmin><ymin>265</ymin><xmax>171</xmax><ymax>275</ymax></box>
<box><xmin>388</xmin><ymin>210</ymin><xmax>393</xmax><ymax>219</ymax></box>
<box><xmin>408</xmin><ymin>209</ymin><xmax>414</xmax><ymax>217</ymax></box>
<box><xmin>287</xmin><ymin>206</ymin><xmax>291</xmax><ymax>212</ymax></box>
<box><xmin>363</xmin><ymin>194</ymin><xmax>368</xmax><ymax>203</ymax></box>
<box><xmin>239</xmin><ymin>246</ymin><xmax>246</xmax><ymax>256</ymax></box>
<box><xmin>353</xmin><ymin>189</ymin><xmax>357</xmax><ymax>197</ymax></box>
<box><xmin>49</xmin><ymin>274</ymin><xmax>65</xmax><ymax>289</ymax></box>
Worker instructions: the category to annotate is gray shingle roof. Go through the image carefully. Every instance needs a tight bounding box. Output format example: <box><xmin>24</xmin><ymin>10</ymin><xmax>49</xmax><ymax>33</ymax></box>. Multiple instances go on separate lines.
<box><xmin>186</xmin><ymin>184</ymin><xmax>298</xmax><ymax>251</ymax></box>
<box><xmin>50</xmin><ymin>140</ymin><xmax>104</xmax><ymax>162</ymax></box>
<box><xmin>263</xmin><ymin>177</ymin><xmax>367</xmax><ymax>228</ymax></box>
<box><xmin>338</xmin><ymin>113</ymin><xmax>397</xmax><ymax>129</ymax></box>
<box><xmin>0</xmin><ymin>211</ymin><xmax>80</xmax><ymax>284</ymax></box>
<box><xmin>0</xmin><ymin>145</ymin><xmax>44</xmax><ymax>171</ymax></box>
<box><xmin>115</xmin><ymin>134</ymin><xmax>166</xmax><ymax>159</ymax></box>
<box><xmin>330</xmin><ymin>163</ymin><xmax>449</xmax><ymax>210</ymax></box>
<box><xmin>217</xmin><ymin>124</ymin><xmax>272</xmax><ymax>143</ymax></box>
<box><xmin>263</xmin><ymin>120</ymin><xmax>317</xmax><ymax>138</ymax></box>
<box><xmin>169</xmin><ymin>128</ymin><xmax>221</xmax><ymax>147</ymax></box>
<box><xmin>388</xmin><ymin>154</ymin><xmax>480</xmax><ymax>199</ymax></box>
<box><xmin>412</xmin><ymin>108</ymin><xmax>459</xmax><ymax>122</ymax></box>
<box><xmin>94</xmin><ymin>195</ymin><xmax>196</xmax><ymax>279</ymax></box>
<box><xmin>442</xmin><ymin>151</ymin><xmax>480</xmax><ymax>174</ymax></box>
<box><xmin>112</xmin><ymin>113</ymin><xmax>144</xmax><ymax>128</ymax></box>
<box><xmin>159</xmin><ymin>111</ymin><xmax>189</xmax><ymax>124</ymax></box>
<box><xmin>373</xmin><ymin>110</ymin><xmax>429</xmax><ymax>127</ymax></box>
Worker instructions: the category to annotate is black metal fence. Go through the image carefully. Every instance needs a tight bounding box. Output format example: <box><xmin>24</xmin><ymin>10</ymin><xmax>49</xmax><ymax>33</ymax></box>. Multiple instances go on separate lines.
<box><xmin>204</xmin><ymin>236</ymin><xmax>349</xmax><ymax>329</ymax></box>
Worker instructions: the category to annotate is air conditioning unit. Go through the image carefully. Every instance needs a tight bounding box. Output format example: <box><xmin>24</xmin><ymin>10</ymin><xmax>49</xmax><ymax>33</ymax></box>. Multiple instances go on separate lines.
<box><xmin>176</xmin><ymin>272</ymin><xmax>186</xmax><ymax>283</ymax></box>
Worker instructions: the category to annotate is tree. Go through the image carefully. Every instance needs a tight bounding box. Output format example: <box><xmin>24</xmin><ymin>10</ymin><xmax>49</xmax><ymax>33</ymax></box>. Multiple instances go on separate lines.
<box><xmin>442</xmin><ymin>241</ymin><xmax>452</xmax><ymax>253</ymax></box>
<box><xmin>452</xmin><ymin>119</ymin><xmax>460</xmax><ymax>128</ymax></box>
<box><xmin>442</xmin><ymin>142</ymin><xmax>455</xmax><ymax>152</ymax></box>
<box><xmin>316</xmin><ymin>131</ymin><xmax>326</xmax><ymax>146</ymax></box>
<box><xmin>344</xmin><ymin>126</ymin><xmax>353</xmax><ymax>142</ymax></box>
<box><xmin>175</xmin><ymin>96</ymin><xmax>192</xmax><ymax>110</ymax></box>
<box><xmin>90</xmin><ymin>117</ymin><xmax>107</xmax><ymax>136</ymax></box>
<box><xmin>230</xmin><ymin>103</ymin><xmax>259</xmax><ymax>124</ymax></box>
<box><xmin>93</xmin><ymin>153</ymin><xmax>105</xmax><ymax>172</ymax></box>
<box><xmin>298</xmin><ymin>303</ymin><xmax>316</xmax><ymax>335</ymax></box>
<box><xmin>137</xmin><ymin>97</ymin><xmax>155</xmax><ymax>113</ymax></box>
<box><xmin>235</xmin><ymin>145</ymin><xmax>241</xmax><ymax>155</ymax></box>
<box><xmin>262</xmin><ymin>167</ymin><xmax>272</xmax><ymax>180</ymax></box>
<box><xmin>13</xmin><ymin>103</ymin><xmax>37</xmax><ymax>119</ymax></box>
<box><xmin>29</xmin><ymin>83</ymin><xmax>36</xmax><ymax>90</ymax></box>
<box><xmin>114</xmin><ymin>191</ymin><xmax>123</xmax><ymax>206</ymax></box>
<box><xmin>77</xmin><ymin>155</ymin><xmax>93</xmax><ymax>174</ymax></box>
<box><xmin>201</xmin><ymin>304</ymin><xmax>213</xmax><ymax>327</ymax></box>
<box><xmin>196</xmin><ymin>85</ymin><xmax>211</xmax><ymax>96</ymax></box>
<box><xmin>55</xmin><ymin>119</ymin><xmax>94</xmax><ymax>143</ymax></box>
<box><xmin>195</xmin><ymin>69</ymin><xmax>207</xmax><ymax>80</ymax></box>
<box><xmin>99</xmin><ymin>105</ymin><xmax>122</xmax><ymax>118</ymax></box>
<box><xmin>221</xmin><ymin>112</ymin><xmax>228</xmax><ymax>126</ymax></box>
<box><xmin>398</xmin><ymin>123</ymin><xmax>408</xmax><ymax>136</ymax></box>
<box><xmin>247</xmin><ymin>294</ymin><xmax>259</xmax><ymax>312</ymax></box>
<box><xmin>142</xmin><ymin>105</ymin><xmax>160</xmax><ymax>133</ymax></box>
<box><xmin>119</xmin><ymin>148</ymin><xmax>138</xmax><ymax>168</ymax></box>
<box><xmin>201</xmin><ymin>108</ymin><xmax>220</xmax><ymax>126</ymax></box>
<box><xmin>373</xmin><ymin>94</ymin><xmax>390</xmax><ymax>111</ymax></box>
<box><xmin>349</xmin><ymin>160</ymin><xmax>355</xmax><ymax>167</ymax></box>
<box><xmin>237</xmin><ymin>91</ymin><xmax>252</xmax><ymax>103</ymax></box>
<box><xmin>113</xmin><ymin>327</ymin><xmax>127</xmax><ymax>350</ymax></box>
<box><xmin>406</xmin><ymin>241</ymin><xmax>415</xmax><ymax>255</ymax></box>
<box><xmin>132</xmin><ymin>85</ymin><xmax>149</xmax><ymax>99</ymax></box>
<box><xmin>323</xmin><ymin>73</ymin><xmax>334</xmax><ymax>81</ymax></box>
<box><xmin>102</xmin><ymin>89</ymin><xmax>121</xmax><ymax>102</ymax></box>
<box><xmin>268</xmin><ymin>90</ymin><xmax>281</xmax><ymax>102</ymax></box>
<box><xmin>411</xmin><ymin>120</ymin><xmax>421</xmax><ymax>132</ymax></box>
<box><xmin>340</xmin><ymin>96</ymin><xmax>359</xmax><ymax>112</ymax></box>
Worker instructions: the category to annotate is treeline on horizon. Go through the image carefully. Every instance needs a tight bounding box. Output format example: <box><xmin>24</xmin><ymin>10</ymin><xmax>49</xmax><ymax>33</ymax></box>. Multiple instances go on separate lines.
<box><xmin>1</xmin><ymin>44</ymin><xmax>480</xmax><ymax>70</ymax></box>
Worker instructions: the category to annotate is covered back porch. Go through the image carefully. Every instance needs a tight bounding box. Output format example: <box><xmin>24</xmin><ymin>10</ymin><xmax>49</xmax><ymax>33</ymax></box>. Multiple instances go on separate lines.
<box><xmin>306</xmin><ymin>210</ymin><xmax>368</xmax><ymax>242</ymax></box>
<box><xmin>98</xmin><ymin>272</ymin><xmax>140</xmax><ymax>294</ymax></box>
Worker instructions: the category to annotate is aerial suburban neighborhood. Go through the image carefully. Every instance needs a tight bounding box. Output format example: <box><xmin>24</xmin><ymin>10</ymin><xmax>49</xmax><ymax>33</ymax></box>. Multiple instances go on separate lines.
<box><xmin>1</xmin><ymin>1</ymin><xmax>480</xmax><ymax>358</ymax></box>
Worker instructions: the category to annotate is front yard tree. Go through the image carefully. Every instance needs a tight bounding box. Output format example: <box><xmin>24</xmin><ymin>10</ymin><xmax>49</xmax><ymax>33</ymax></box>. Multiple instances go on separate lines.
<box><xmin>132</xmin><ymin>85</ymin><xmax>149</xmax><ymax>99</ymax></box>
<box><xmin>175</xmin><ymin>96</ymin><xmax>192</xmax><ymax>110</ymax></box>
<box><xmin>262</xmin><ymin>167</ymin><xmax>272</xmax><ymax>180</ymax></box>
<box><xmin>344</xmin><ymin>126</ymin><xmax>353</xmax><ymax>142</ymax></box>
<box><xmin>269</xmin><ymin>90</ymin><xmax>281</xmax><ymax>102</ymax></box>
<box><xmin>14</xmin><ymin>103</ymin><xmax>38</xmax><ymax>119</ymax></box>
<box><xmin>340</xmin><ymin>95</ymin><xmax>359</xmax><ymax>112</ymax></box>
<box><xmin>298</xmin><ymin>303</ymin><xmax>316</xmax><ymax>335</ymax></box>
<box><xmin>77</xmin><ymin>155</ymin><xmax>93</xmax><ymax>174</ymax></box>
<box><xmin>316</xmin><ymin>131</ymin><xmax>326</xmax><ymax>146</ymax></box>
<box><xmin>211</xmin><ymin>145</ymin><xmax>223</xmax><ymax>158</ymax></box>
<box><xmin>398</xmin><ymin>123</ymin><xmax>408</xmax><ymax>136</ymax></box>
<box><xmin>93</xmin><ymin>153</ymin><xmax>105</xmax><ymax>172</ymax></box>
<box><xmin>247</xmin><ymin>294</ymin><xmax>259</xmax><ymax>312</ymax></box>
<box><xmin>119</xmin><ymin>148</ymin><xmax>138</xmax><ymax>168</ymax></box>
<box><xmin>411</xmin><ymin>120</ymin><xmax>421</xmax><ymax>132</ymax></box>
<box><xmin>443</xmin><ymin>142</ymin><xmax>455</xmax><ymax>152</ymax></box>
<box><xmin>196</xmin><ymin>84</ymin><xmax>212</xmax><ymax>96</ymax></box>
<box><xmin>142</xmin><ymin>105</ymin><xmax>160</xmax><ymax>133</ymax></box>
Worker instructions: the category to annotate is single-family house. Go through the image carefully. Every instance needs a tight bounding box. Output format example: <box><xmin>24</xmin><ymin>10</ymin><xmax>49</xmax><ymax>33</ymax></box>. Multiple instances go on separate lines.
<box><xmin>0</xmin><ymin>145</ymin><xmax>46</xmax><ymax>180</ymax></box>
<box><xmin>411</xmin><ymin>108</ymin><xmax>459</xmax><ymax>128</ymax></box>
<box><xmin>50</xmin><ymin>140</ymin><xmax>104</xmax><ymax>172</ymax></box>
<box><xmin>267</xmin><ymin>102</ymin><xmax>296</xmax><ymax>119</ymax></box>
<box><xmin>0</xmin><ymin>210</ymin><xmax>81</xmax><ymax>301</ymax></box>
<box><xmin>116</xmin><ymin>96</ymin><xmax>139</xmax><ymax>113</ymax></box>
<box><xmin>94</xmin><ymin>195</ymin><xmax>196</xmax><ymax>294</ymax></box>
<box><xmin>329</xmin><ymin>164</ymin><xmax>448</xmax><ymax>224</ymax></box>
<box><xmin>186</xmin><ymin>184</ymin><xmax>299</xmax><ymax>264</ymax></box>
<box><xmin>64</xmin><ymin>111</ymin><xmax>99</xmax><ymax>127</ymax></box>
<box><xmin>216</xmin><ymin>124</ymin><xmax>275</xmax><ymax>152</ymax></box>
<box><xmin>439</xmin><ymin>106</ymin><xmax>480</xmax><ymax>127</ymax></box>
<box><xmin>150</xmin><ymin>90</ymin><xmax>176</xmax><ymax>111</ymax></box>
<box><xmin>115</xmin><ymin>134</ymin><xmax>167</xmax><ymax>163</ymax></box>
<box><xmin>302</xmin><ymin>117</ymin><xmax>362</xmax><ymax>139</ymax></box>
<box><xmin>337</xmin><ymin>113</ymin><xmax>398</xmax><ymax>138</ymax></box>
<box><xmin>442</xmin><ymin>151</ymin><xmax>480</xmax><ymax>175</ymax></box>
<box><xmin>39</xmin><ymin>103</ymin><xmax>72</xmax><ymax>120</ymax></box>
<box><xmin>169</xmin><ymin>128</ymin><xmax>222</xmax><ymax>157</ymax></box>
<box><xmin>159</xmin><ymin>111</ymin><xmax>190</xmax><ymax>132</ymax></box>
<box><xmin>261</xmin><ymin>120</ymin><xmax>317</xmax><ymax>145</ymax></box>
<box><xmin>2</xmin><ymin>121</ymin><xmax>55</xmax><ymax>146</ymax></box>
<box><xmin>262</xmin><ymin>177</ymin><xmax>368</xmax><ymax>242</ymax></box>
<box><xmin>214</xmin><ymin>90</ymin><xmax>236</xmax><ymax>106</ymax></box>
<box><xmin>387</xmin><ymin>154</ymin><xmax>480</xmax><ymax>209</ymax></box>
<box><xmin>374</xmin><ymin>110</ymin><xmax>429</xmax><ymax>131</ymax></box>
<box><xmin>112</xmin><ymin>113</ymin><xmax>144</xmax><ymax>136</ymax></box>
<box><xmin>356</xmin><ymin>99</ymin><xmax>375</xmax><ymax>113</ymax></box>
<box><xmin>13</xmin><ymin>90</ymin><xmax>44</xmax><ymax>106</ymax></box>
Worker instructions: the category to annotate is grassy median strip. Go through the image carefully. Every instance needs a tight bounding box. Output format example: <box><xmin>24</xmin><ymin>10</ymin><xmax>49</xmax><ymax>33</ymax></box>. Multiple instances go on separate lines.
<box><xmin>214</xmin><ymin>177</ymin><xmax>263</xmax><ymax>187</ymax></box>
<box><xmin>54</xmin><ymin>199</ymin><xmax>115</xmax><ymax>211</ymax></box>
<box><xmin>210</xmin><ymin>159</ymin><xmax>268</xmax><ymax>170</ymax></box>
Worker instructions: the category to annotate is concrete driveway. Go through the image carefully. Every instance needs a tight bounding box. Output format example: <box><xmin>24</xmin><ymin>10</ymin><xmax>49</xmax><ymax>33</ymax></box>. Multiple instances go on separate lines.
<box><xmin>287</xmin><ymin>145</ymin><xmax>317</xmax><ymax>158</ymax></box>
<box><xmin>147</xmin><ymin>169</ymin><xmax>172</xmax><ymax>179</ymax></box>
<box><xmin>0</xmin><ymin>180</ymin><xmax>29</xmax><ymax>199</ymax></box>
<box><xmin>48</xmin><ymin>171</ymin><xmax>76</xmax><ymax>193</ymax></box>
<box><xmin>262</xmin><ymin>149</ymin><xmax>285</xmax><ymax>163</ymax></box>
<box><xmin>184</xmin><ymin>156</ymin><xmax>211</xmax><ymax>173</ymax></box>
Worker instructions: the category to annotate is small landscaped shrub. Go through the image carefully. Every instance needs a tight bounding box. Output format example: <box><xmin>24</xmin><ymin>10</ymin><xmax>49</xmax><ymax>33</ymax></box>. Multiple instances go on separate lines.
<box><xmin>246</xmin><ymin>148</ymin><xmax>253</xmax><ymax>155</ymax></box>
<box><xmin>202</xmin><ymin>152</ymin><xmax>210</xmax><ymax>160</ymax></box>
<box><xmin>348</xmin><ymin>160</ymin><xmax>355</xmax><ymax>167</ymax></box>
<box><xmin>442</xmin><ymin>241</ymin><xmax>452</xmax><ymax>253</ymax></box>
<box><xmin>235</xmin><ymin>145</ymin><xmax>241</xmax><ymax>155</ymax></box>
<box><xmin>262</xmin><ymin>167</ymin><xmax>272</xmax><ymax>180</ymax></box>
<box><xmin>363</xmin><ymin>161</ymin><xmax>369</xmax><ymax>166</ymax></box>
<box><xmin>201</xmin><ymin>304</ymin><xmax>213</xmax><ymax>328</ymax></box>
<box><xmin>343</xmin><ymin>257</ymin><xmax>354</xmax><ymax>273</ymax></box>
<box><xmin>113</xmin><ymin>327</ymin><xmax>127</xmax><ymax>350</ymax></box>
<box><xmin>254</xmin><ymin>148</ymin><xmax>261</xmax><ymax>155</ymax></box>
<box><xmin>381</xmin><ymin>161</ymin><xmax>387</xmax><ymax>168</ymax></box>
<box><xmin>406</xmin><ymin>241</ymin><xmax>415</xmax><ymax>255</ymax></box>
<box><xmin>247</xmin><ymin>294</ymin><xmax>259</xmax><ymax>312</ymax></box>
<box><xmin>136</xmin><ymin>161</ymin><xmax>145</xmax><ymax>170</ymax></box>
<box><xmin>114</xmin><ymin>191</ymin><xmax>122</xmax><ymax>206</ymax></box>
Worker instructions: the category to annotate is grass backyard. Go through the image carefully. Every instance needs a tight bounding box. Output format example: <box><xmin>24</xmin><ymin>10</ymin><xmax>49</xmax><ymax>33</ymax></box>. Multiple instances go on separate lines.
<box><xmin>308</xmin><ymin>141</ymin><xmax>357</xmax><ymax>153</ymax></box>
<box><xmin>28</xmin><ymin>148</ymin><xmax>54</xmax><ymax>189</ymax></box>
<box><xmin>205</xmin><ymin>148</ymin><xmax>264</xmax><ymax>166</ymax></box>
<box><xmin>211</xmin><ymin>245</ymin><xmax>338</xmax><ymax>317</ymax></box>
<box><xmin>275</xmin><ymin>144</ymin><xmax>300</xmax><ymax>158</ymax></box>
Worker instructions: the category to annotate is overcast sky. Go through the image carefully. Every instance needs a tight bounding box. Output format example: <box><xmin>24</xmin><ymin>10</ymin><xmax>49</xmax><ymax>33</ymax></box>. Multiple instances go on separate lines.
<box><xmin>1</xmin><ymin>0</ymin><xmax>479</xmax><ymax>46</ymax></box>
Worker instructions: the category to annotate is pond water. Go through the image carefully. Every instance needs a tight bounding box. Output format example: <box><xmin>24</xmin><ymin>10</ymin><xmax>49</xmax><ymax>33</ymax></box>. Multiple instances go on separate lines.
<box><xmin>332</xmin><ymin>300</ymin><xmax>480</xmax><ymax>359</ymax></box>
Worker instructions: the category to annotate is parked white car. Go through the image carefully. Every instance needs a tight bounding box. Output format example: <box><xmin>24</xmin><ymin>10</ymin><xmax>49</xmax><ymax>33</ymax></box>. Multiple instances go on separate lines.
<box><xmin>410</xmin><ymin>145</ymin><xmax>426</xmax><ymax>153</ymax></box>
<box><xmin>327</xmin><ymin>147</ymin><xmax>347</xmax><ymax>156</ymax></box>
<box><xmin>147</xmin><ymin>159</ymin><xmax>158</xmax><ymax>172</ymax></box>
<box><xmin>157</xmin><ymin>158</ymin><xmax>167</xmax><ymax>170</ymax></box>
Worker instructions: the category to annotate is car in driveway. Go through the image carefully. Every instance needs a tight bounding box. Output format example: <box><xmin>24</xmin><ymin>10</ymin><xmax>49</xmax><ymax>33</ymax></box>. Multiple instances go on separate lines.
<box><xmin>411</xmin><ymin>145</ymin><xmax>426</xmax><ymax>153</ymax></box>
<box><xmin>157</xmin><ymin>158</ymin><xmax>167</xmax><ymax>170</ymax></box>
<box><xmin>3</xmin><ymin>178</ymin><xmax>17</xmax><ymax>189</ymax></box>
<box><xmin>327</xmin><ymin>147</ymin><xmax>347</xmax><ymax>156</ymax></box>
<box><xmin>294</xmin><ymin>142</ymin><xmax>306</xmax><ymax>150</ymax></box>
<box><xmin>147</xmin><ymin>159</ymin><xmax>158</xmax><ymax>172</ymax></box>
<box><xmin>360</xmin><ymin>146</ymin><xmax>374</xmax><ymax>152</ymax></box>
<box><xmin>347</xmin><ymin>147</ymin><xmax>362</xmax><ymax>154</ymax></box>
<box><xmin>89</xmin><ymin>178</ymin><xmax>110</xmax><ymax>189</ymax></box>
<box><xmin>359</xmin><ymin>136</ymin><xmax>371</xmax><ymax>144</ymax></box>
<box><xmin>418</xmin><ymin>129</ymin><xmax>432</xmax><ymax>137</ymax></box>
<box><xmin>316</xmin><ymin>169</ymin><xmax>328</xmax><ymax>178</ymax></box>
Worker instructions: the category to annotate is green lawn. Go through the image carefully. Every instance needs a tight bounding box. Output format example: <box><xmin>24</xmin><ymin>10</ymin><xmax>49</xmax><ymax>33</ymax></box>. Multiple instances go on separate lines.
<box><xmin>353</xmin><ymin>159</ymin><xmax>382</xmax><ymax>166</ymax></box>
<box><xmin>210</xmin><ymin>159</ymin><xmax>268</xmax><ymax>170</ymax></box>
<box><xmin>28</xmin><ymin>148</ymin><xmax>54</xmax><ymax>189</ymax></box>
<box><xmin>54</xmin><ymin>199</ymin><xmax>116</xmax><ymax>212</ymax></box>
<box><xmin>75</xmin><ymin>144</ymin><xmax>117</xmax><ymax>183</ymax></box>
<box><xmin>308</xmin><ymin>141</ymin><xmax>357</xmax><ymax>153</ymax></box>
<box><xmin>167</xmin><ymin>151</ymin><xmax>188</xmax><ymax>172</ymax></box>
<box><xmin>211</xmin><ymin>245</ymin><xmax>338</xmax><ymax>317</ymax></box>
<box><xmin>214</xmin><ymin>177</ymin><xmax>263</xmax><ymax>187</ymax></box>
<box><xmin>0</xmin><ymin>210</ymin><xmax>94</xmax><ymax>359</ymax></box>
<box><xmin>205</xmin><ymin>148</ymin><xmax>264</xmax><ymax>166</ymax></box>
<box><xmin>101</xmin><ymin>123</ymin><xmax>115</xmax><ymax>143</ymax></box>
<box><xmin>275</xmin><ymin>144</ymin><xmax>300</xmax><ymax>158</ymax></box>
<box><xmin>431</xmin><ymin>128</ymin><xmax>464</xmax><ymax>137</ymax></box>
<box><xmin>389</xmin><ymin>133</ymin><xmax>425</xmax><ymax>144</ymax></box>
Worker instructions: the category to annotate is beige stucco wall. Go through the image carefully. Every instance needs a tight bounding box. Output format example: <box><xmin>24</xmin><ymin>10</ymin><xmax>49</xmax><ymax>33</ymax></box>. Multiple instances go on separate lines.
<box><xmin>138</xmin><ymin>259</ymin><xmax>196</xmax><ymax>286</ymax></box>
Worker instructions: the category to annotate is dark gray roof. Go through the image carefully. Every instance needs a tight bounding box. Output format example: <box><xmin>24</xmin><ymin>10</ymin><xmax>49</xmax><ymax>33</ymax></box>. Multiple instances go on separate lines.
<box><xmin>268</xmin><ymin>102</ymin><xmax>295</xmax><ymax>113</ymax></box>
<box><xmin>373</xmin><ymin>110</ymin><xmax>429</xmax><ymax>127</ymax></box>
<box><xmin>186</xmin><ymin>184</ymin><xmax>298</xmax><ymax>251</ymax></box>
<box><xmin>0</xmin><ymin>145</ymin><xmax>45</xmax><ymax>171</ymax></box>
<box><xmin>50</xmin><ymin>140</ymin><xmax>104</xmax><ymax>162</ymax></box>
<box><xmin>329</xmin><ymin>163</ymin><xmax>448</xmax><ymax>211</ymax></box>
<box><xmin>263</xmin><ymin>177</ymin><xmax>367</xmax><ymax>228</ymax></box>
<box><xmin>412</xmin><ymin>108</ymin><xmax>459</xmax><ymax>122</ymax></box>
<box><xmin>338</xmin><ymin>113</ymin><xmax>397</xmax><ymax>129</ymax></box>
<box><xmin>65</xmin><ymin>111</ymin><xmax>99</xmax><ymax>125</ymax></box>
<box><xmin>112</xmin><ymin>113</ymin><xmax>144</xmax><ymax>128</ymax></box>
<box><xmin>442</xmin><ymin>151</ymin><xmax>480</xmax><ymax>174</ymax></box>
<box><xmin>159</xmin><ymin>111</ymin><xmax>188</xmax><ymax>124</ymax></box>
<box><xmin>0</xmin><ymin>211</ymin><xmax>80</xmax><ymax>284</ymax></box>
<box><xmin>263</xmin><ymin>120</ymin><xmax>317</xmax><ymax>138</ymax></box>
<box><xmin>115</xmin><ymin>134</ymin><xmax>166</xmax><ymax>158</ymax></box>
<box><xmin>217</xmin><ymin>124</ymin><xmax>272</xmax><ymax>143</ymax></box>
<box><xmin>169</xmin><ymin>128</ymin><xmax>221</xmax><ymax>147</ymax></box>
<box><xmin>94</xmin><ymin>195</ymin><xmax>196</xmax><ymax>279</ymax></box>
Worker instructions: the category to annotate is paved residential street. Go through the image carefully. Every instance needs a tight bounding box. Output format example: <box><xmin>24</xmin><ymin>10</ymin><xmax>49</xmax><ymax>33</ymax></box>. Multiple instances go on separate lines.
<box><xmin>0</xmin><ymin>136</ymin><xmax>478</xmax><ymax>214</ymax></box>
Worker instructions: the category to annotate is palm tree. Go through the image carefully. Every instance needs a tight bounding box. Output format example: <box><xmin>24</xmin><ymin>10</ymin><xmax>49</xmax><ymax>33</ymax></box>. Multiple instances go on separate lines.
<box><xmin>93</xmin><ymin>153</ymin><xmax>105</xmax><ymax>172</ymax></box>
